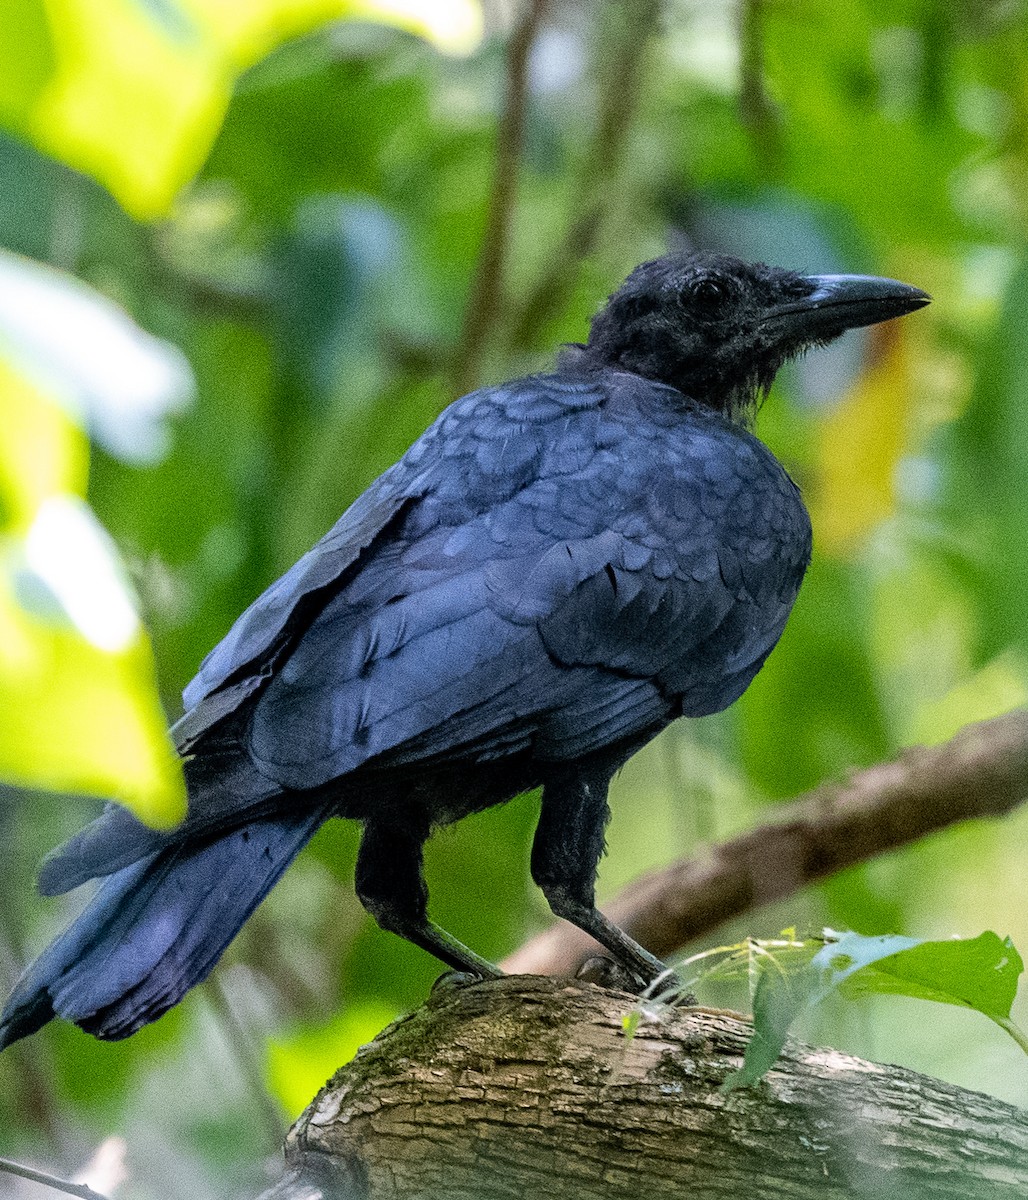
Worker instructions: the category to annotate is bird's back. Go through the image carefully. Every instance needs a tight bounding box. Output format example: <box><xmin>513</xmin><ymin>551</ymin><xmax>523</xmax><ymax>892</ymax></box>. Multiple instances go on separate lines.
<box><xmin>205</xmin><ymin>363</ymin><xmax>811</xmax><ymax>812</ymax></box>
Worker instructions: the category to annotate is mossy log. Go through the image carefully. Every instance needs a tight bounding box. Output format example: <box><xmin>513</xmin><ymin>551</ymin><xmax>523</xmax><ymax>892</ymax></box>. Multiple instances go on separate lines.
<box><xmin>256</xmin><ymin>975</ymin><xmax>1028</xmax><ymax>1199</ymax></box>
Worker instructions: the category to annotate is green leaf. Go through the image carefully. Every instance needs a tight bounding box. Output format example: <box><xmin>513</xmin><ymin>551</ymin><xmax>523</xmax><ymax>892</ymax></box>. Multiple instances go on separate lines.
<box><xmin>810</xmin><ymin>930</ymin><xmax>921</xmax><ymax>997</ymax></box>
<box><xmin>724</xmin><ymin>931</ymin><xmax>1027</xmax><ymax>1090</ymax></box>
<box><xmin>822</xmin><ymin>930</ymin><xmax>1023</xmax><ymax>1021</ymax></box>
<box><xmin>621</xmin><ymin>1009</ymin><xmax>641</xmax><ymax>1045</ymax></box>
<box><xmin>722</xmin><ymin>951</ymin><xmax>817</xmax><ymax>1091</ymax></box>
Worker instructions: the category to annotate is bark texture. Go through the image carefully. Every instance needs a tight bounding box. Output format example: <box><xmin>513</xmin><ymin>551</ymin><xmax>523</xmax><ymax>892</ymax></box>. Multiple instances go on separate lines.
<box><xmin>257</xmin><ymin>975</ymin><xmax>1028</xmax><ymax>1200</ymax></box>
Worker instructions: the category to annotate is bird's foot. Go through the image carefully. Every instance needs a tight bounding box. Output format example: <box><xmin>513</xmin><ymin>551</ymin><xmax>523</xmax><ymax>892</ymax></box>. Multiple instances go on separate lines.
<box><xmin>576</xmin><ymin>955</ymin><xmax>640</xmax><ymax>991</ymax></box>
<box><xmin>430</xmin><ymin>969</ymin><xmax>493</xmax><ymax>994</ymax></box>
<box><xmin>575</xmin><ymin>955</ymin><xmax>695</xmax><ymax>1005</ymax></box>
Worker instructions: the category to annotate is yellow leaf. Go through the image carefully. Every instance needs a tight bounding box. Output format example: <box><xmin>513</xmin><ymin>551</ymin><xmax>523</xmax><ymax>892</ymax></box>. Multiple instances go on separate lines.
<box><xmin>809</xmin><ymin>322</ymin><xmax>913</xmax><ymax>557</ymax></box>
<box><xmin>0</xmin><ymin>571</ymin><xmax>186</xmax><ymax>826</ymax></box>
<box><xmin>2</xmin><ymin>0</ymin><xmax>482</xmax><ymax>219</ymax></box>
<box><xmin>0</xmin><ymin>357</ymin><xmax>86</xmax><ymax>530</ymax></box>
<box><xmin>36</xmin><ymin>0</ymin><xmax>227</xmax><ymax>219</ymax></box>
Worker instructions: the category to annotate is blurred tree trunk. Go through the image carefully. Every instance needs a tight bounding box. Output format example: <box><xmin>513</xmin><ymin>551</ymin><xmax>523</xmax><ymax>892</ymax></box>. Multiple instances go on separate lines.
<box><xmin>256</xmin><ymin>976</ymin><xmax>1028</xmax><ymax>1200</ymax></box>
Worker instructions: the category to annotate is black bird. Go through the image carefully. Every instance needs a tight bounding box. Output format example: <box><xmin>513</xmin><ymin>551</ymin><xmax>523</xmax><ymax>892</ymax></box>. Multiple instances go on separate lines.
<box><xmin>0</xmin><ymin>253</ymin><xmax>928</xmax><ymax>1046</ymax></box>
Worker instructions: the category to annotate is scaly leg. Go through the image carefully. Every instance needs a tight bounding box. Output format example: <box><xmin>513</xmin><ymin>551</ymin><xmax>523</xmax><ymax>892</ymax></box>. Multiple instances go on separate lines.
<box><xmin>355</xmin><ymin>816</ymin><xmax>501</xmax><ymax>978</ymax></box>
<box><xmin>532</xmin><ymin>763</ymin><xmax>675</xmax><ymax>987</ymax></box>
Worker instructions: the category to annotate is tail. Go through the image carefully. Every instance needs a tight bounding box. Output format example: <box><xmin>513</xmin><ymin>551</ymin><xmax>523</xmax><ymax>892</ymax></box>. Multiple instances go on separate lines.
<box><xmin>0</xmin><ymin>806</ymin><xmax>329</xmax><ymax>1047</ymax></box>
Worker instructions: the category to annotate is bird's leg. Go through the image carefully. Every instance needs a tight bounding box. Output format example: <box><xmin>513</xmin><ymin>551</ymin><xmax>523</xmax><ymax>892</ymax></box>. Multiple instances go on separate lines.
<box><xmin>532</xmin><ymin>766</ymin><xmax>677</xmax><ymax>990</ymax></box>
<box><xmin>355</xmin><ymin>817</ymin><xmax>502</xmax><ymax>978</ymax></box>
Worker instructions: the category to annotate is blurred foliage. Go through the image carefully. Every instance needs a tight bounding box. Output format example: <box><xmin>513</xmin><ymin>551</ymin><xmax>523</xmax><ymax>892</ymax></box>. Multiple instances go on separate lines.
<box><xmin>0</xmin><ymin>255</ymin><xmax>188</xmax><ymax>825</ymax></box>
<box><xmin>1</xmin><ymin>0</ymin><xmax>1028</xmax><ymax>1196</ymax></box>
<box><xmin>0</xmin><ymin>0</ymin><xmax>481</xmax><ymax>218</ymax></box>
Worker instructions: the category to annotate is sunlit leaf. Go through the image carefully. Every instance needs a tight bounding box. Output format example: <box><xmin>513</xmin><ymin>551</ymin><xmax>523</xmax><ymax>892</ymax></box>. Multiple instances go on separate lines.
<box><xmin>822</xmin><ymin>930</ymin><xmax>1023</xmax><ymax>1021</ymax></box>
<box><xmin>0</xmin><ymin>275</ymin><xmax>187</xmax><ymax>823</ymax></box>
<box><xmin>0</xmin><ymin>356</ymin><xmax>85</xmax><ymax>529</ymax></box>
<box><xmin>0</xmin><ymin>0</ymin><xmax>483</xmax><ymax>219</ymax></box>
<box><xmin>0</xmin><ymin>547</ymin><xmax>185</xmax><ymax>824</ymax></box>
<box><xmin>0</xmin><ymin>250</ymin><xmax>194</xmax><ymax>463</ymax></box>
<box><xmin>267</xmin><ymin>1001</ymin><xmax>397</xmax><ymax>1114</ymax></box>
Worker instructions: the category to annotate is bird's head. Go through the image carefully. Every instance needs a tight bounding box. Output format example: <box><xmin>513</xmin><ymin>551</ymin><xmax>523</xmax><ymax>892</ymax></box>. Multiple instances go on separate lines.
<box><xmin>585</xmin><ymin>252</ymin><xmax>930</xmax><ymax>423</ymax></box>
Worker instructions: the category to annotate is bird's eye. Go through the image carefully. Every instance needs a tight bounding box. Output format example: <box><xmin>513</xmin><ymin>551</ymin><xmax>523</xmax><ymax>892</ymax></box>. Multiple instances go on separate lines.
<box><xmin>686</xmin><ymin>277</ymin><xmax>728</xmax><ymax>309</ymax></box>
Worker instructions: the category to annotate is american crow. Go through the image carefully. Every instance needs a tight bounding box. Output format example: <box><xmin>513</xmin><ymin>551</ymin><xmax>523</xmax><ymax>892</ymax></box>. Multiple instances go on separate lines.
<box><xmin>0</xmin><ymin>252</ymin><xmax>928</xmax><ymax>1046</ymax></box>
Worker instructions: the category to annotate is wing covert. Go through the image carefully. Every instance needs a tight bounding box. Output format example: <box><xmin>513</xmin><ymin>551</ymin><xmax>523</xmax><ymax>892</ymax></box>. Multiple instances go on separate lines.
<box><xmin>183</xmin><ymin>368</ymin><xmax>810</xmax><ymax>787</ymax></box>
<box><xmin>175</xmin><ymin>475</ymin><xmax>418</xmax><ymax>753</ymax></box>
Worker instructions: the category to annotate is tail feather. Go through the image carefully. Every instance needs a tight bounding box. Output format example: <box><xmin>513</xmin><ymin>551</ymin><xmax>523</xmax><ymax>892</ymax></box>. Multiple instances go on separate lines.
<box><xmin>38</xmin><ymin>753</ymin><xmax>281</xmax><ymax>897</ymax></box>
<box><xmin>37</xmin><ymin>804</ymin><xmax>166</xmax><ymax>897</ymax></box>
<box><xmin>0</xmin><ymin>807</ymin><xmax>329</xmax><ymax>1048</ymax></box>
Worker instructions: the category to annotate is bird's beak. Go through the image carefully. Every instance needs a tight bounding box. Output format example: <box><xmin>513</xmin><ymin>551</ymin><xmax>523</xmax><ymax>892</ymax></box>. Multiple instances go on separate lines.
<box><xmin>764</xmin><ymin>274</ymin><xmax>931</xmax><ymax>340</ymax></box>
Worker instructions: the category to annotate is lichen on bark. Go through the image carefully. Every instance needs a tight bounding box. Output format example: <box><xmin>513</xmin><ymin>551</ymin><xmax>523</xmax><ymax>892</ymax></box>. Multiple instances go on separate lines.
<box><xmin>257</xmin><ymin>975</ymin><xmax>1028</xmax><ymax>1200</ymax></box>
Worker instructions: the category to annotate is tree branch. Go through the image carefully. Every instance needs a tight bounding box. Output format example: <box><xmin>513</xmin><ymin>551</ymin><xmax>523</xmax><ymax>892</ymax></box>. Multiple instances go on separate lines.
<box><xmin>452</xmin><ymin>0</ymin><xmax>550</xmax><ymax>397</ymax></box>
<box><xmin>508</xmin><ymin>0</ymin><xmax>661</xmax><ymax>353</ymax></box>
<box><xmin>0</xmin><ymin>1156</ymin><xmax>108</xmax><ymax>1200</ymax></box>
<box><xmin>504</xmin><ymin>710</ymin><xmax>1028</xmax><ymax>977</ymax></box>
<box><xmin>257</xmin><ymin>976</ymin><xmax>1028</xmax><ymax>1200</ymax></box>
